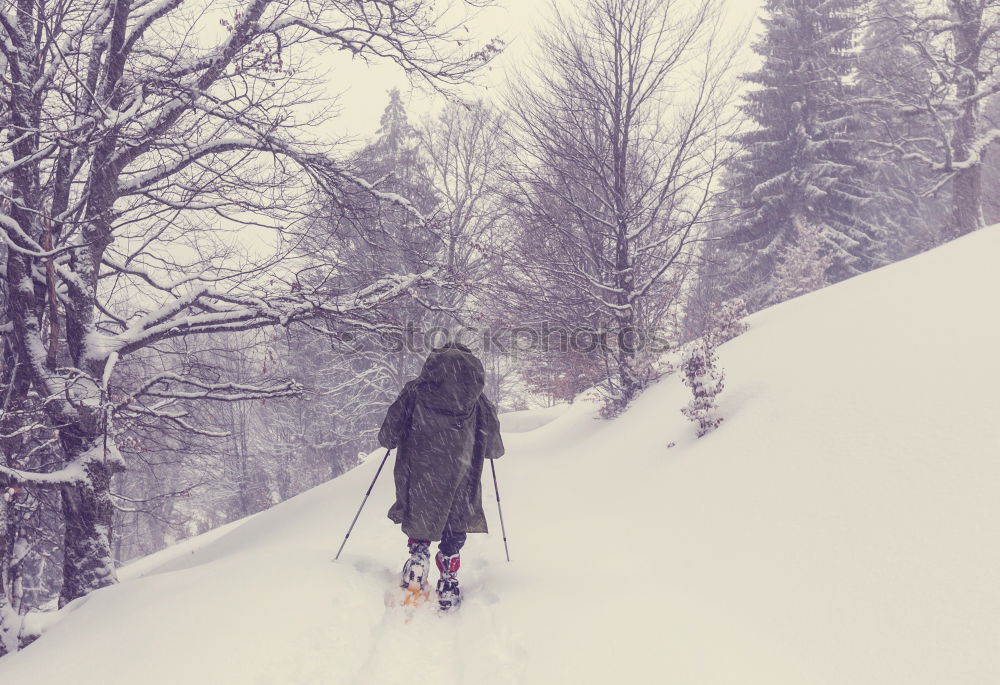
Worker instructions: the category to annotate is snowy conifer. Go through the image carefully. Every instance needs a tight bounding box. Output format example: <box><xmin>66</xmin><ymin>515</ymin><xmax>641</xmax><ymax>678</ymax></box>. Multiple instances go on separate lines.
<box><xmin>854</xmin><ymin>0</ymin><xmax>952</xmax><ymax>258</ymax></box>
<box><xmin>854</xmin><ymin>1</ymin><xmax>1000</xmax><ymax>239</ymax></box>
<box><xmin>726</xmin><ymin>0</ymin><xmax>881</xmax><ymax>306</ymax></box>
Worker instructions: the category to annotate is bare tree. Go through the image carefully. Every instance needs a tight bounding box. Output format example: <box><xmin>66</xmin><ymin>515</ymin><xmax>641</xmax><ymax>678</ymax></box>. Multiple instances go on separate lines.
<box><xmin>0</xmin><ymin>0</ymin><xmax>497</xmax><ymax>632</ymax></box>
<box><xmin>503</xmin><ymin>0</ymin><xmax>742</xmax><ymax>411</ymax></box>
<box><xmin>418</xmin><ymin>99</ymin><xmax>514</xmax><ymax>401</ymax></box>
<box><xmin>419</xmin><ymin>100</ymin><xmax>508</xmax><ymax>283</ymax></box>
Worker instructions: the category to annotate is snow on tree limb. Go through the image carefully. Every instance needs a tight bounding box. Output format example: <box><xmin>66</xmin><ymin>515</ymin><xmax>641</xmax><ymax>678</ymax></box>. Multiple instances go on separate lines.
<box><xmin>0</xmin><ymin>0</ymin><xmax>491</xmax><ymax>610</ymax></box>
<box><xmin>129</xmin><ymin>373</ymin><xmax>301</xmax><ymax>404</ymax></box>
<box><xmin>0</xmin><ymin>443</ymin><xmax>124</xmax><ymax>489</ymax></box>
<box><xmin>79</xmin><ymin>268</ymin><xmax>436</xmax><ymax>362</ymax></box>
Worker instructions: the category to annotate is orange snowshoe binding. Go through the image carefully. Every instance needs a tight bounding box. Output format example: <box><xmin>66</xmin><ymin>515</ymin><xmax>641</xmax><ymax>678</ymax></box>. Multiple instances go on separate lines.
<box><xmin>400</xmin><ymin>539</ymin><xmax>431</xmax><ymax>607</ymax></box>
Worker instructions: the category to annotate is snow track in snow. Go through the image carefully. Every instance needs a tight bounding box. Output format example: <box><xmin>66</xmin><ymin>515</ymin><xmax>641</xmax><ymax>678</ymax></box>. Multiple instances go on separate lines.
<box><xmin>346</xmin><ymin>561</ymin><xmax>524</xmax><ymax>685</ymax></box>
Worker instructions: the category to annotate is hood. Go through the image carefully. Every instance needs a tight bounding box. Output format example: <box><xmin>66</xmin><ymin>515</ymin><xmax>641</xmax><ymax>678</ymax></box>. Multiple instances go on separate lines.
<box><xmin>416</xmin><ymin>343</ymin><xmax>486</xmax><ymax>417</ymax></box>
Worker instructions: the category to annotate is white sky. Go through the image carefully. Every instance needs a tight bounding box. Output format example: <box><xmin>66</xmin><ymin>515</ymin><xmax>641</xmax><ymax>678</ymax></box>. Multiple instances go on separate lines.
<box><xmin>323</xmin><ymin>0</ymin><xmax>763</xmax><ymax>142</ymax></box>
<box><xmin>219</xmin><ymin>0</ymin><xmax>763</xmax><ymax>261</ymax></box>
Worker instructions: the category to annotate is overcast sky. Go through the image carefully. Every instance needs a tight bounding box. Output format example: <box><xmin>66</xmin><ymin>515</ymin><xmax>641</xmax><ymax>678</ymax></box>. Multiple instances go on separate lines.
<box><xmin>324</xmin><ymin>0</ymin><xmax>762</xmax><ymax>143</ymax></box>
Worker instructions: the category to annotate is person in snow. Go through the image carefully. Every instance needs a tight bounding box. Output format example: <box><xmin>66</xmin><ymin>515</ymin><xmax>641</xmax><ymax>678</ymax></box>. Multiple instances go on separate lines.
<box><xmin>378</xmin><ymin>342</ymin><xmax>504</xmax><ymax>611</ymax></box>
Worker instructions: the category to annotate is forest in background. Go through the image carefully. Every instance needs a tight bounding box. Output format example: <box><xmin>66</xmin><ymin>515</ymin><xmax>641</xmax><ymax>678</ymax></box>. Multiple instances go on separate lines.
<box><xmin>2</xmin><ymin>0</ymin><xmax>999</xmax><ymax>655</ymax></box>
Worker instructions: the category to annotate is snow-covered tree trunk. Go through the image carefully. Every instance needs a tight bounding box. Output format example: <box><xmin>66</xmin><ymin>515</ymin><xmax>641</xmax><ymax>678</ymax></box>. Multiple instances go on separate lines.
<box><xmin>59</xmin><ymin>454</ymin><xmax>120</xmax><ymax>606</ymax></box>
<box><xmin>0</xmin><ymin>598</ymin><xmax>17</xmax><ymax>658</ymax></box>
<box><xmin>0</xmin><ymin>491</ymin><xmax>18</xmax><ymax>657</ymax></box>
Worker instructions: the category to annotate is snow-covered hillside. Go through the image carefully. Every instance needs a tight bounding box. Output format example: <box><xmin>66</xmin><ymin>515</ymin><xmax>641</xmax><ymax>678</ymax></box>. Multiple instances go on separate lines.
<box><xmin>3</xmin><ymin>230</ymin><xmax>999</xmax><ymax>684</ymax></box>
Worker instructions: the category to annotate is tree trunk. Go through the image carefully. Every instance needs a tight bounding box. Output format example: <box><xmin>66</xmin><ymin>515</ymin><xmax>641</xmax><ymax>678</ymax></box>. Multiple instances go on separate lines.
<box><xmin>0</xmin><ymin>495</ymin><xmax>17</xmax><ymax>657</ymax></box>
<box><xmin>949</xmin><ymin>0</ymin><xmax>986</xmax><ymax>237</ymax></box>
<box><xmin>951</xmin><ymin>166</ymin><xmax>984</xmax><ymax>238</ymax></box>
<box><xmin>0</xmin><ymin>597</ymin><xmax>17</xmax><ymax>657</ymax></box>
<box><xmin>614</xmin><ymin>312</ymin><xmax>640</xmax><ymax>410</ymax></box>
<box><xmin>613</xmin><ymin>218</ymin><xmax>639</xmax><ymax>408</ymax></box>
<box><xmin>59</xmin><ymin>455</ymin><xmax>118</xmax><ymax>607</ymax></box>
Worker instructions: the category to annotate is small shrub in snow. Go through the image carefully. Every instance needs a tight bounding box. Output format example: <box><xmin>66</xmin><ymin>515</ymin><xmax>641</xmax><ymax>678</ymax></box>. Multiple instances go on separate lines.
<box><xmin>772</xmin><ymin>219</ymin><xmax>834</xmax><ymax>302</ymax></box>
<box><xmin>704</xmin><ymin>297</ymin><xmax>749</xmax><ymax>348</ymax></box>
<box><xmin>675</xmin><ymin>297</ymin><xmax>744</xmax><ymax>437</ymax></box>
<box><xmin>680</xmin><ymin>341</ymin><xmax>725</xmax><ymax>437</ymax></box>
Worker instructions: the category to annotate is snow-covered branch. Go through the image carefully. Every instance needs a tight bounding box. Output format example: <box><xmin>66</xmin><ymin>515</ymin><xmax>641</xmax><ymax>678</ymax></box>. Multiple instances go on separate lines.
<box><xmin>0</xmin><ymin>0</ymin><xmax>491</xmax><ymax>611</ymax></box>
<box><xmin>130</xmin><ymin>374</ymin><xmax>301</xmax><ymax>403</ymax></box>
<box><xmin>0</xmin><ymin>443</ymin><xmax>124</xmax><ymax>489</ymax></box>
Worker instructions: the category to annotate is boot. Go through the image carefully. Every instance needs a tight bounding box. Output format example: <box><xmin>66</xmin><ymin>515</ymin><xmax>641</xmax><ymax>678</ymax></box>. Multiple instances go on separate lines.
<box><xmin>435</xmin><ymin>550</ymin><xmax>462</xmax><ymax>613</ymax></box>
<box><xmin>400</xmin><ymin>539</ymin><xmax>431</xmax><ymax>606</ymax></box>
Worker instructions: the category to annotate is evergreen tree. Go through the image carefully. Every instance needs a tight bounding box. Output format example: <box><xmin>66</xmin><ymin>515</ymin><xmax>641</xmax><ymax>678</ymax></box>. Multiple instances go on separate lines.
<box><xmin>726</xmin><ymin>0</ymin><xmax>880</xmax><ymax>308</ymax></box>
<box><xmin>337</xmin><ymin>89</ymin><xmax>441</xmax><ymax>387</ymax></box>
<box><xmin>855</xmin><ymin>0</ymin><xmax>951</xmax><ymax>259</ymax></box>
<box><xmin>982</xmin><ymin>93</ymin><xmax>1000</xmax><ymax>226</ymax></box>
<box><xmin>350</xmin><ymin>88</ymin><xmax>439</xmax><ymax>285</ymax></box>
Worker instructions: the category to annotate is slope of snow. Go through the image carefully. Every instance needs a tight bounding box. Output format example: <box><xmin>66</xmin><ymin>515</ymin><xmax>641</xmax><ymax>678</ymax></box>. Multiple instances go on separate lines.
<box><xmin>497</xmin><ymin>403</ymin><xmax>569</xmax><ymax>433</ymax></box>
<box><xmin>3</xmin><ymin>229</ymin><xmax>999</xmax><ymax>684</ymax></box>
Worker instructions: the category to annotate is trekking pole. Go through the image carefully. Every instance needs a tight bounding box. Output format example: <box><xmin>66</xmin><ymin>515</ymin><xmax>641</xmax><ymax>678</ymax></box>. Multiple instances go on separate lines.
<box><xmin>334</xmin><ymin>449</ymin><xmax>391</xmax><ymax>561</ymax></box>
<box><xmin>489</xmin><ymin>458</ymin><xmax>510</xmax><ymax>562</ymax></box>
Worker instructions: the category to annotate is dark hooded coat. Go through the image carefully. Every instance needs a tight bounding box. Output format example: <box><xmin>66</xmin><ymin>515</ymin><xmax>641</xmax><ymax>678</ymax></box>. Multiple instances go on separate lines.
<box><xmin>378</xmin><ymin>344</ymin><xmax>504</xmax><ymax>541</ymax></box>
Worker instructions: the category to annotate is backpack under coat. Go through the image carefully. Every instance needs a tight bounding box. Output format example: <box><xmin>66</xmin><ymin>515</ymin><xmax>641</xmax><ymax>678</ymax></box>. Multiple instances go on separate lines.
<box><xmin>378</xmin><ymin>345</ymin><xmax>504</xmax><ymax>541</ymax></box>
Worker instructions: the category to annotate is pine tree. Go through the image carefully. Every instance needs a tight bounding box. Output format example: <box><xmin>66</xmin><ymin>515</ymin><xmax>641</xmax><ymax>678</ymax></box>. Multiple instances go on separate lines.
<box><xmin>268</xmin><ymin>89</ymin><xmax>445</xmax><ymax>474</ymax></box>
<box><xmin>855</xmin><ymin>0</ymin><xmax>951</xmax><ymax>259</ymax></box>
<box><xmin>359</xmin><ymin>90</ymin><xmax>432</xmax><ymax>195</ymax></box>
<box><xmin>726</xmin><ymin>0</ymin><xmax>880</xmax><ymax>307</ymax></box>
<box><xmin>351</xmin><ymin>88</ymin><xmax>439</xmax><ymax>281</ymax></box>
<box><xmin>340</xmin><ymin>89</ymin><xmax>441</xmax><ymax>385</ymax></box>
<box><xmin>982</xmin><ymin>93</ymin><xmax>1000</xmax><ymax>226</ymax></box>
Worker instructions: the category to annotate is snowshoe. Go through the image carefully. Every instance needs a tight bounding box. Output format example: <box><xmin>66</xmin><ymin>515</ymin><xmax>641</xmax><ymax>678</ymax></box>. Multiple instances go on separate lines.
<box><xmin>435</xmin><ymin>551</ymin><xmax>462</xmax><ymax>613</ymax></box>
<box><xmin>399</xmin><ymin>540</ymin><xmax>431</xmax><ymax>608</ymax></box>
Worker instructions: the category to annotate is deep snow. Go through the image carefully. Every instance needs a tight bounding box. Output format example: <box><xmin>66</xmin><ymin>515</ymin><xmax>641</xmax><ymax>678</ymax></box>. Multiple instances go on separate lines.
<box><xmin>2</xmin><ymin>229</ymin><xmax>999</xmax><ymax>684</ymax></box>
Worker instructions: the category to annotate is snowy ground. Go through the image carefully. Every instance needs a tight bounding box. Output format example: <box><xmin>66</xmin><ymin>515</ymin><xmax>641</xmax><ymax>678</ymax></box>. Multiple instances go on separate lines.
<box><xmin>2</xmin><ymin>229</ymin><xmax>999</xmax><ymax>684</ymax></box>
